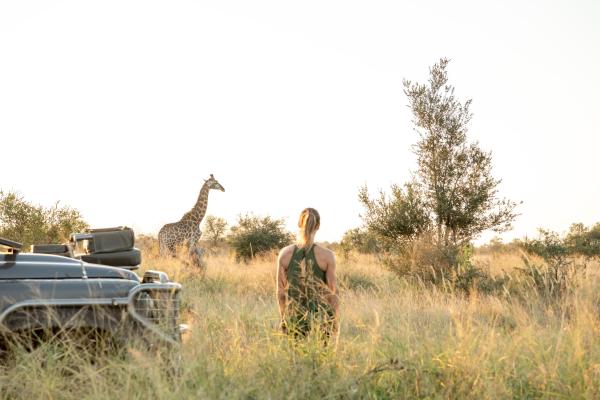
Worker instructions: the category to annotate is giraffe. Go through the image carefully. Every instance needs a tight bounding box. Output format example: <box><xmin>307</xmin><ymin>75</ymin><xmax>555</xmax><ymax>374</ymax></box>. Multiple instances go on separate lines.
<box><xmin>158</xmin><ymin>174</ymin><xmax>225</xmax><ymax>257</ymax></box>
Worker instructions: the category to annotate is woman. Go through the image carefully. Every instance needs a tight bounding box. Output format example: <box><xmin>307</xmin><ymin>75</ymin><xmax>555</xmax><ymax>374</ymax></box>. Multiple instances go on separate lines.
<box><xmin>276</xmin><ymin>208</ymin><xmax>339</xmax><ymax>340</ymax></box>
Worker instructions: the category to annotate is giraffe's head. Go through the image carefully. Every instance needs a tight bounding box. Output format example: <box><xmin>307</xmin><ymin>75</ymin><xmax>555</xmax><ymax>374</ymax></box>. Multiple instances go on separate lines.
<box><xmin>205</xmin><ymin>174</ymin><xmax>225</xmax><ymax>192</ymax></box>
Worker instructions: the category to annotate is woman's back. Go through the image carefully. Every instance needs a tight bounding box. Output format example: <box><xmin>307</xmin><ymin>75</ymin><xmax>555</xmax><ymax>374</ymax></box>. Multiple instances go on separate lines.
<box><xmin>276</xmin><ymin>208</ymin><xmax>339</xmax><ymax>340</ymax></box>
<box><xmin>282</xmin><ymin>244</ymin><xmax>335</xmax><ymax>337</ymax></box>
<box><xmin>286</xmin><ymin>245</ymin><xmax>328</xmax><ymax>309</ymax></box>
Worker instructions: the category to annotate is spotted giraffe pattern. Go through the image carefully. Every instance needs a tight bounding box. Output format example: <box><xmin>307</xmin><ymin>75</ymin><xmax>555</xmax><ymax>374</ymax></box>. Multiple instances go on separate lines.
<box><xmin>158</xmin><ymin>174</ymin><xmax>225</xmax><ymax>257</ymax></box>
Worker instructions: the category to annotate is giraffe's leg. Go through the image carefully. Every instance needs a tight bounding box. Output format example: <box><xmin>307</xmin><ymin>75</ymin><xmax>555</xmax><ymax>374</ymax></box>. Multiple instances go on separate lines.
<box><xmin>159</xmin><ymin>241</ymin><xmax>174</xmax><ymax>257</ymax></box>
<box><xmin>169</xmin><ymin>241</ymin><xmax>177</xmax><ymax>256</ymax></box>
<box><xmin>187</xmin><ymin>230</ymin><xmax>207</xmax><ymax>269</ymax></box>
<box><xmin>189</xmin><ymin>244</ymin><xmax>206</xmax><ymax>270</ymax></box>
<box><xmin>188</xmin><ymin>229</ymin><xmax>202</xmax><ymax>251</ymax></box>
<box><xmin>158</xmin><ymin>230</ymin><xmax>168</xmax><ymax>257</ymax></box>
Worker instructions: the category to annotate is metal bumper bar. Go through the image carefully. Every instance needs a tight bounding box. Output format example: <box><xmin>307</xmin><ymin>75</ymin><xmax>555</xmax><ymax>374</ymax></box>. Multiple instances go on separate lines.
<box><xmin>0</xmin><ymin>282</ymin><xmax>183</xmax><ymax>345</ymax></box>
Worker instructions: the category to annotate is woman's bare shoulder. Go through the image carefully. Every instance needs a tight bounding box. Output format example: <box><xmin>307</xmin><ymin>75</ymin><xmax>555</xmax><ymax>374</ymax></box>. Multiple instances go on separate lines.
<box><xmin>278</xmin><ymin>244</ymin><xmax>296</xmax><ymax>264</ymax></box>
<box><xmin>314</xmin><ymin>244</ymin><xmax>336</xmax><ymax>262</ymax></box>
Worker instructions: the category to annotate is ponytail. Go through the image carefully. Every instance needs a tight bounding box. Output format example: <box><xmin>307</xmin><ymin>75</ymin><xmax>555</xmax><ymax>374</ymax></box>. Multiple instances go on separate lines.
<box><xmin>297</xmin><ymin>208</ymin><xmax>320</xmax><ymax>250</ymax></box>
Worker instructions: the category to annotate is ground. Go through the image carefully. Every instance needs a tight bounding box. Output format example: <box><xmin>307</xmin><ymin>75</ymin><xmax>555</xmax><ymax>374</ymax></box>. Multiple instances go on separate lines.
<box><xmin>2</xmin><ymin>241</ymin><xmax>600</xmax><ymax>399</ymax></box>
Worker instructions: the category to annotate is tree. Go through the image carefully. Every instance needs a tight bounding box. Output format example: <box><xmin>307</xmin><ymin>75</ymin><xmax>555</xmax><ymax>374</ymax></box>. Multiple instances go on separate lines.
<box><xmin>360</xmin><ymin>58</ymin><xmax>519</xmax><ymax>269</ymax></box>
<box><xmin>0</xmin><ymin>190</ymin><xmax>88</xmax><ymax>247</ymax></box>
<box><xmin>202</xmin><ymin>215</ymin><xmax>228</xmax><ymax>247</ymax></box>
<box><xmin>228</xmin><ymin>214</ymin><xmax>293</xmax><ymax>262</ymax></box>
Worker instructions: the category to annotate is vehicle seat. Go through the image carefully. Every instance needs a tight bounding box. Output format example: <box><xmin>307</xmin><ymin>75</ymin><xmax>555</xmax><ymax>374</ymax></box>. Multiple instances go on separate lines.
<box><xmin>80</xmin><ymin>248</ymin><xmax>141</xmax><ymax>267</ymax></box>
<box><xmin>85</xmin><ymin>227</ymin><xmax>135</xmax><ymax>253</ymax></box>
<box><xmin>73</xmin><ymin>227</ymin><xmax>141</xmax><ymax>270</ymax></box>
<box><xmin>31</xmin><ymin>244</ymin><xmax>72</xmax><ymax>257</ymax></box>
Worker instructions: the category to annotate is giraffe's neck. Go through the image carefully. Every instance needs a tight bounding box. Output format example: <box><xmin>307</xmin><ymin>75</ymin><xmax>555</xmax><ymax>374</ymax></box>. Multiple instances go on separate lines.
<box><xmin>186</xmin><ymin>183</ymin><xmax>210</xmax><ymax>225</ymax></box>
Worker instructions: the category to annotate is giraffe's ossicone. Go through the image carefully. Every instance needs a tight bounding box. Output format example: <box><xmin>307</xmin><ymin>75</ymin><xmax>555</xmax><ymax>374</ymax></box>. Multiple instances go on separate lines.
<box><xmin>158</xmin><ymin>174</ymin><xmax>225</xmax><ymax>257</ymax></box>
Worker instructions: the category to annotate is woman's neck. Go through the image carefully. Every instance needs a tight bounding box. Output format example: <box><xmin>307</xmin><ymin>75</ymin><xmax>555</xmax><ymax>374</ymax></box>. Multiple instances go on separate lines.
<box><xmin>298</xmin><ymin>233</ymin><xmax>316</xmax><ymax>249</ymax></box>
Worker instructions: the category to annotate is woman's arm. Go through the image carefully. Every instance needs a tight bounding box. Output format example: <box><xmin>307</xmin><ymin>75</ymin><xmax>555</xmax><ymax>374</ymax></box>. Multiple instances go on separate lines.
<box><xmin>325</xmin><ymin>252</ymin><xmax>340</xmax><ymax>330</ymax></box>
<box><xmin>276</xmin><ymin>249</ymin><xmax>288</xmax><ymax>323</ymax></box>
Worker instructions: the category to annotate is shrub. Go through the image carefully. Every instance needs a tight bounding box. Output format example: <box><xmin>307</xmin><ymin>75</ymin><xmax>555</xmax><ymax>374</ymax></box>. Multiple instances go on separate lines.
<box><xmin>339</xmin><ymin>228</ymin><xmax>380</xmax><ymax>258</ymax></box>
<box><xmin>227</xmin><ymin>214</ymin><xmax>293</xmax><ymax>262</ymax></box>
<box><xmin>450</xmin><ymin>244</ymin><xmax>506</xmax><ymax>295</ymax></box>
<box><xmin>477</xmin><ymin>237</ymin><xmax>523</xmax><ymax>255</ymax></box>
<box><xmin>382</xmin><ymin>236</ymin><xmax>504</xmax><ymax>294</ymax></box>
<box><xmin>378</xmin><ymin>233</ymin><xmax>445</xmax><ymax>282</ymax></box>
<box><xmin>0</xmin><ymin>190</ymin><xmax>88</xmax><ymax>247</ymax></box>
<box><xmin>515</xmin><ymin>229</ymin><xmax>588</xmax><ymax>300</ymax></box>
<box><xmin>358</xmin><ymin>183</ymin><xmax>429</xmax><ymax>251</ymax></box>
<box><xmin>563</xmin><ymin>222</ymin><xmax>600</xmax><ymax>258</ymax></box>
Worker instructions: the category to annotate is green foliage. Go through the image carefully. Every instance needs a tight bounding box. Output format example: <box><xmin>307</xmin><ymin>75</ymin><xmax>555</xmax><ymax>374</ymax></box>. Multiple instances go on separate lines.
<box><xmin>228</xmin><ymin>214</ymin><xmax>293</xmax><ymax>262</ymax></box>
<box><xmin>377</xmin><ymin>233</ymin><xmax>444</xmax><ymax>282</ymax></box>
<box><xmin>339</xmin><ymin>228</ymin><xmax>380</xmax><ymax>257</ymax></box>
<box><xmin>478</xmin><ymin>236</ymin><xmax>523</xmax><ymax>255</ymax></box>
<box><xmin>359</xmin><ymin>58</ymin><xmax>519</xmax><ymax>280</ymax></box>
<box><xmin>515</xmin><ymin>228</ymin><xmax>590</xmax><ymax>300</ymax></box>
<box><xmin>404</xmin><ymin>58</ymin><xmax>519</xmax><ymax>247</ymax></box>
<box><xmin>564</xmin><ymin>222</ymin><xmax>600</xmax><ymax>258</ymax></box>
<box><xmin>358</xmin><ymin>182</ymin><xmax>429</xmax><ymax>249</ymax></box>
<box><xmin>379</xmin><ymin>237</ymin><xmax>504</xmax><ymax>295</ymax></box>
<box><xmin>523</xmin><ymin>229</ymin><xmax>570</xmax><ymax>262</ymax></box>
<box><xmin>450</xmin><ymin>245</ymin><xmax>506</xmax><ymax>295</ymax></box>
<box><xmin>202</xmin><ymin>215</ymin><xmax>228</xmax><ymax>247</ymax></box>
<box><xmin>0</xmin><ymin>190</ymin><xmax>88</xmax><ymax>247</ymax></box>
<box><xmin>513</xmin><ymin>256</ymin><xmax>577</xmax><ymax>301</ymax></box>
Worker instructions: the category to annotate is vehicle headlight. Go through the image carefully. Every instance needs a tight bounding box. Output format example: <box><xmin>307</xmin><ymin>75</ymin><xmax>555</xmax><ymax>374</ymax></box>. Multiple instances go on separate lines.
<box><xmin>142</xmin><ymin>270</ymin><xmax>170</xmax><ymax>284</ymax></box>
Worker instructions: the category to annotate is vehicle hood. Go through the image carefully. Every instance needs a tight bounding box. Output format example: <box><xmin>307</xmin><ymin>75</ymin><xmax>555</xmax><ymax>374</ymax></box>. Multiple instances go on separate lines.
<box><xmin>0</xmin><ymin>253</ymin><xmax>140</xmax><ymax>281</ymax></box>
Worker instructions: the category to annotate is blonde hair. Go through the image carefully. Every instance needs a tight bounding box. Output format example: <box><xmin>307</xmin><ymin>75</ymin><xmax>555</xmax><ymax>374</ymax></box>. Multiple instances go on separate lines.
<box><xmin>297</xmin><ymin>208</ymin><xmax>320</xmax><ymax>250</ymax></box>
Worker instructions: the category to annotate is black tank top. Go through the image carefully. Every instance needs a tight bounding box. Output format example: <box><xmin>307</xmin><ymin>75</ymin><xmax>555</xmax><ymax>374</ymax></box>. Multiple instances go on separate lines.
<box><xmin>286</xmin><ymin>245</ymin><xmax>330</xmax><ymax>315</ymax></box>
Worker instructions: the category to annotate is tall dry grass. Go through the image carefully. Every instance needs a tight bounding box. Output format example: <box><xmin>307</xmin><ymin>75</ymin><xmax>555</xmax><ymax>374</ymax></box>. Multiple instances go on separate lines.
<box><xmin>2</xmin><ymin>241</ymin><xmax>600</xmax><ymax>399</ymax></box>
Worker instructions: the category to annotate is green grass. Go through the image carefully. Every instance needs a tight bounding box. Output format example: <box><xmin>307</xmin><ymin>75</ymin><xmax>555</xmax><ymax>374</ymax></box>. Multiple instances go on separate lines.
<box><xmin>2</xmin><ymin>249</ymin><xmax>600</xmax><ymax>399</ymax></box>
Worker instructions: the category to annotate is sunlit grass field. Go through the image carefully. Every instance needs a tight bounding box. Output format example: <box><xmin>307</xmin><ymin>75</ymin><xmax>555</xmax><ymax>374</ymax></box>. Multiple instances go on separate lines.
<box><xmin>2</xmin><ymin>241</ymin><xmax>600</xmax><ymax>399</ymax></box>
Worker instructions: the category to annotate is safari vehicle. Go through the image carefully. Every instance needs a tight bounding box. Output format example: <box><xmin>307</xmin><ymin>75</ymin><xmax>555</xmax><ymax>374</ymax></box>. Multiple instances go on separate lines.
<box><xmin>0</xmin><ymin>227</ymin><xmax>183</xmax><ymax>351</ymax></box>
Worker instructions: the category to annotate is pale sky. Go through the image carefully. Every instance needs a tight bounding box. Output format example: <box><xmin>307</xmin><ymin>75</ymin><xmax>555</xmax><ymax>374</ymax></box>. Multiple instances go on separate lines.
<box><xmin>1</xmin><ymin>0</ymin><xmax>599</xmax><ymax>243</ymax></box>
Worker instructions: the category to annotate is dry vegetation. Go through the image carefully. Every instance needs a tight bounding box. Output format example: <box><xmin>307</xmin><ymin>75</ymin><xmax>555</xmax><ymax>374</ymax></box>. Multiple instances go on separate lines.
<box><xmin>2</xmin><ymin>239</ymin><xmax>600</xmax><ymax>399</ymax></box>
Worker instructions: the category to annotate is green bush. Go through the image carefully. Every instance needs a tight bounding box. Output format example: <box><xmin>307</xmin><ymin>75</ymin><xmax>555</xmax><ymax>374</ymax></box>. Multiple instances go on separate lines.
<box><xmin>564</xmin><ymin>222</ymin><xmax>600</xmax><ymax>258</ymax></box>
<box><xmin>477</xmin><ymin>236</ymin><xmax>523</xmax><ymax>255</ymax></box>
<box><xmin>515</xmin><ymin>229</ymin><xmax>588</xmax><ymax>300</ymax></box>
<box><xmin>450</xmin><ymin>245</ymin><xmax>506</xmax><ymax>295</ymax></box>
<box><xmin>228</xmin><ymin>214</ymin><xmax>293</xmax><ymax>262</ymax></box>
<box><xmin>381</xmin><ymin>237</ymin><xmax>504</xmax><ymax>295</ymax></box>
<box><xmin>0</xmin><ymin>190</ymin><xmax>88</xmax><ymax>248</ymax></box>
<box><xmin>339</xmin><ymin>228</ymin><xmax>380</xmax><ymax>258</ymax></box>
